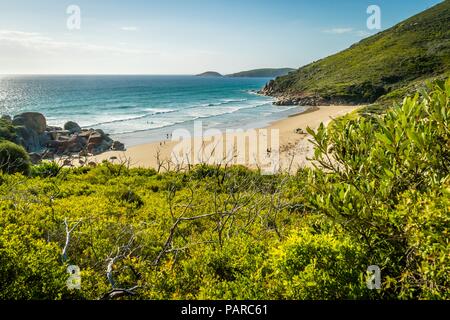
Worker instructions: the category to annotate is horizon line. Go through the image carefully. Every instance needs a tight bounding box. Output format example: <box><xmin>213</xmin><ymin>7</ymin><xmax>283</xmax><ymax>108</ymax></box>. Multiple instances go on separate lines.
<box><xmin>0</xmin><ymin>73</ymin><xmax>292</xmax><ymax>77</ymax></box>
<box><xmin>0</xmin><ymin>68</ymin><xmax>297</xmax><ymax>77</ymax></box>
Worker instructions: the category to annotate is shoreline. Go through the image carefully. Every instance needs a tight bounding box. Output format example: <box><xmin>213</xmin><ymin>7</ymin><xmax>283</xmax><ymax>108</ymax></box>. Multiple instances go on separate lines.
<box><xmin>287</xmin><ymin>106</ymin><xmax>320</xmax><ymax>117</ymax></box>
<box><xmin>88</xmin><ymin>105</ymin><xmax>361</xmax><ymax>172</ymax></box>
<box><xmin>105</xmin><ymin>98</ymin><xmax>300</xmax><ymax>148</ymax></box>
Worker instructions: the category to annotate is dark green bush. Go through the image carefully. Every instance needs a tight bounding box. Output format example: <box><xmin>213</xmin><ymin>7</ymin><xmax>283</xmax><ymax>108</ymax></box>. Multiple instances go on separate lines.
<box><xmin>120</xmin><ymin>189</ymin><xmax>144</xmax><ymax>208</ymax></box>
<box><xmin>0</xmin><ymin>119</ymin><xmax>17</xmax><ymax>142</ymax></box>
<box><xmin>0</xmin><ymin>140</ymin><xmax>31</xmax><ymax>175</ymax></box>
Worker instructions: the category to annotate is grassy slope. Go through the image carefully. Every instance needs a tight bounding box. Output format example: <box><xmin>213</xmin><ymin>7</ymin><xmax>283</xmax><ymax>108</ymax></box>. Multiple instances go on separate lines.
<box><xmin>227</xmin><ymin>68</ymin><xmax>295</xmax><ymax>78</ymax></box>
<box><xmin>262</xmin><ymin>1</ymin><xmax>450</xmax><ymax>104</ymax></box>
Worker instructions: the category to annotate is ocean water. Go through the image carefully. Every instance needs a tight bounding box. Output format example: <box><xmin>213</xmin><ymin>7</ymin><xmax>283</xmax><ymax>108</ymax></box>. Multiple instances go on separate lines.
<box><xmin>0</xmin><ymin>75</ymin><xmax>305</xmax><ymax>146</ymax></box>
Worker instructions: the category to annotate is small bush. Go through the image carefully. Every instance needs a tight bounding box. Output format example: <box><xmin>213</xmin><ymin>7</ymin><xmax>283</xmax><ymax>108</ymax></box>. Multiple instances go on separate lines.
<box><xmin>150</xmin><ymin>185</ymin><xmax>159</xmax><ymax>192</ymax></box>
<box><xmin>0</xmin><ymin>119</ymin><xmax>17</xmax><ymax>142</ymax></box>
<box><xmin>31</xmin><ymin>161</ymin><xmax>62</xmax><ymax>178</ymax></box>
<box><xmin>120</xmin><ymin>189</ymin><xmax>144</xmax><ymax>208</ymax></box>
<box><xmin>0</xmin><ymin>140</ymin><xmax>31</xmax><ymax>175</ymax></box>
<box><xmin>269</xmin><ymin>230</ymin><xmax>369</xmax><ymax>299</ymax></box>
<box><xmin>130</xmin><ymin>167</ymin><xmax>157</xmax><ymax>177</ymax></box>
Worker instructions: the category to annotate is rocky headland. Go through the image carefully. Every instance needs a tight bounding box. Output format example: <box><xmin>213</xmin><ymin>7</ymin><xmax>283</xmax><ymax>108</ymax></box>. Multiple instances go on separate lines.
<box><xmin>1</xmin><ymin>112</ymin><xmax>125</xmax><ymax>163</ymax></box>
<box><xmin>258</xmin><ymin>80</ymin><xmax>360</xmax><ymax>106</ymax></box>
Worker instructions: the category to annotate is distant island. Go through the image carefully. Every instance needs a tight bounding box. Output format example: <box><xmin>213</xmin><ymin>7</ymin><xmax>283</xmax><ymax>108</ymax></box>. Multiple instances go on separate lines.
<box><xmin>227</xmin><ymin>68</ymin><xmax>295</xmax><ymax>78</ymax></box>
<box><xmin>196</xmin><ymin>71</ymin><xmax>223</xmax><ymax>77</ymax></box>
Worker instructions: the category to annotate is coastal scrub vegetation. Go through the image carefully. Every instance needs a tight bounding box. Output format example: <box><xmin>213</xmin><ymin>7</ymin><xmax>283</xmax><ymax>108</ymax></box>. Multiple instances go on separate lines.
<box><xmin>0</xmin><ymin>140</ymin><xmax>31</xmax><ymax>175</ymax></box>
<box><xmin>0</xmin><ymin>118</ymin><xmax>17</xmax><ymax>142</ymax></box>
<box><xmin>0</xmin><ymin>79</ymin><xmax>449</xmax><ymax>300</ymax></box>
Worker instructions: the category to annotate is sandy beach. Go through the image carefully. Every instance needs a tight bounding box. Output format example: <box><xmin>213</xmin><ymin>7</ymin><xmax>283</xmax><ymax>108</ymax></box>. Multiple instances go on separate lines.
<box><xmin>90</xmin><ymin>105</ymin><xmax>361</xmax><ymax>172</ymax></box>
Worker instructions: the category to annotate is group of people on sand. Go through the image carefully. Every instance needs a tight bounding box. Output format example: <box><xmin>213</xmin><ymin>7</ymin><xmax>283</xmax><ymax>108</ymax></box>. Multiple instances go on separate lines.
<box><xmin>159</xmin><ymin>133</ymin><xmax>173</xmax><ymax>146</ymax></box>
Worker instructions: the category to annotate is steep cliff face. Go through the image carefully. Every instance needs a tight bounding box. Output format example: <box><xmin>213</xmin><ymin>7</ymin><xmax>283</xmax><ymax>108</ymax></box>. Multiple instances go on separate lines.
<box><xmin>260</xmin><ymin>1</ymin><xmax>450</xmax><ymax>106</ymax></box>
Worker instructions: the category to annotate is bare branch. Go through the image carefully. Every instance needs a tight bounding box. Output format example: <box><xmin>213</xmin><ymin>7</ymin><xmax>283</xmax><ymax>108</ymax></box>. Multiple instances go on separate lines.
<box><xmin>62</xmin><ymin>218</ymin><xmax>82</xmax><ymax>262</ymax></box>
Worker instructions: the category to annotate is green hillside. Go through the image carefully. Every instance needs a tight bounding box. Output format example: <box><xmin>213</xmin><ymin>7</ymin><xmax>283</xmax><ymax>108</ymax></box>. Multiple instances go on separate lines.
<box><xmin>260</xmin><ymin>1</ymin><xmax>450</xmax><ymax>105</ymax></box>
<box><xmin>227</xmin><ymin>68</ymin><xmax>295</xmax><ymax>78</ymax></box>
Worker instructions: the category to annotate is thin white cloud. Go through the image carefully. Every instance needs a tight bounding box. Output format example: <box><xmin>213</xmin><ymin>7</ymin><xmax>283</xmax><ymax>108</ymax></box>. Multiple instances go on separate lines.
<box><xmin>323</xmin><ymin>28</ymin><xmax>354</xmax><ymax>34</ymax></box>
<box><xmin>355</xmin><ymin>30</ymin><xmax>373</xmax><ymax>38</ymax></box>
<box><xmin>0</xmin><ymin>30</ymin><xmax>52</xmax><ymax>43</ymax></box>
<box><xmin>121</xmin><ymin>26</ymin><xmax>139</xmax><ymax>32</ymax></box>
<box><xmin>322</xmin><ymin>28</ymin><xmax>374</xmax><ymax>38</ymax></box>
<box><xmin>0</xmin><ymin>29</ymin><xmax>154</xmax><ymax>55</ymax></box>
<box><xmin>0</xmin><ymin>29</ymin><xmax>220</xmax><ymax>74</ymax></box>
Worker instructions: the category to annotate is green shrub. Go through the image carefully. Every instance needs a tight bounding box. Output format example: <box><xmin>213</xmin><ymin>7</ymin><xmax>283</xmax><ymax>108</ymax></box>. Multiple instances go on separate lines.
<box><xmin>306</xmin><ymin>78</ymin><xmax>450</xmax><ymax>298</ymax></box>
<box><xmin>129</xmin><ymin>167</ymin><xmax>157</xmax><ymax>177</ymax></box>
<box><xmin>0</xmin><ymin>118</ymin><xmax>17</xmax><ymax>142</ymax></box>
<box><xmin>31</xmin><ymin>161</ymin><xmax>62</xmax><ymax>178</ymax></box>
<box><xmin>269</xmin><ymin>229</ymin><xmax>370</xmax><ymax>299</ymax></box>
<box><xmin>0</xmin><ymin>229</ymin><xmax>67</xmax><ymax>299</ymax></box>
<box><xmin>392</xmin><ymin>184</ymin><xmax>450</xmax><ymax>299</ymax></box>
<box><xmin>120</xmin><ymin>189</ymin><xmax>144</xmax><ymax>208</ymax></box>
<box><xmin>0</xmin><ymin>140</ymin><xmax>31</xmax><ymax>175</ymax></box>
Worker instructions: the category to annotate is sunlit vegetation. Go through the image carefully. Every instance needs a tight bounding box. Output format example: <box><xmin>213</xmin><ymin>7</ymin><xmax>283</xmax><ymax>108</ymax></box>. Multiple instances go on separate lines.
<box><xmin>0</xmin><ymin>80</ymin><xmax>448</xmax><ymax>300</ymax></box>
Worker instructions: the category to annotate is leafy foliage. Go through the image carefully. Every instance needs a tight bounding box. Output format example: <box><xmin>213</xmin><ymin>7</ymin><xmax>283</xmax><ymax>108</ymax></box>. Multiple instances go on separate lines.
<box><xmin>0</xmin><ymin>140</ymin><xmax>31</xmax><ymax>175</ymax></box>
<box><xmin>307</xmin><ymin>78</ymin><xmax>450</xmax><ymax>298</ymax></box>
<box><xmin>31</xmin><ymin>161</ymin><xmax>62</xmax><ymax>178</ymax></box>
<box><xmin>0</xmin><ymin>80</ymin><xmax>448</xmax><ymax>300</ymax></box>
<box><xmin>0</xmin><ymin>119</ymin><xmax>17</xmax><ymax>143</ymax></box>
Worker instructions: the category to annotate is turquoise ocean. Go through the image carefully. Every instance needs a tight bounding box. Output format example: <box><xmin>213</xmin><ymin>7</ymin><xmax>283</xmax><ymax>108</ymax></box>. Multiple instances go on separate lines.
<box><xmin>0</xmin><ymin>75</ymin><xmax>306</xmax><ymax>146</ymax></box>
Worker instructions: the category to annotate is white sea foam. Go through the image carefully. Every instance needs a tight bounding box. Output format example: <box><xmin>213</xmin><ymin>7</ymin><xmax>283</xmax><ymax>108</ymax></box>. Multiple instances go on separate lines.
<box><xmin>84</xmin><ymin>108</ymin><xmax>176</xmax><ymax>127</ymax></box>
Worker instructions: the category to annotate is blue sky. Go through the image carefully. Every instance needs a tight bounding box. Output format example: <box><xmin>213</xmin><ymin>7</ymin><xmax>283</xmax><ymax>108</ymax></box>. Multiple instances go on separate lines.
<box><xmin>0</xmin><ymin>0</ymin><xmax>443</xmax><ymax>74</ymax></box>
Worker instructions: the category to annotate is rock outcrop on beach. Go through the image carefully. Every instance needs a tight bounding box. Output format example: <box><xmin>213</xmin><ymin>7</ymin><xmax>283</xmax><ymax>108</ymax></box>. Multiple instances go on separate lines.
<box><xmin>64</xmin><ymin>121</ymin><xmax>82</xmax><ymax>134</ymax></box>
<box><xmin>0</xmin><ymin>112</ymin><xmax>125</xmax><ymax>163</ymax></box>
<box><xmin>259</xmin><ymin>82</ymin><xmax>359</xmax><ymax>106</ymax></box>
